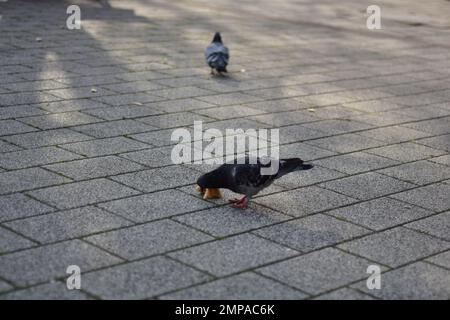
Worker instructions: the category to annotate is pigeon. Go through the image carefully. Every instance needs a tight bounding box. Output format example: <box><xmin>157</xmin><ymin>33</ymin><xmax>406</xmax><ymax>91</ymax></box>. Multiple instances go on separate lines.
<box><xmin>196</xmin><ymin>157</ymin><xmax>313</xmax><ymax>209</ymax></box>
<box><xmin>205</xmin><ymin>32</ymin><xmax>229</xmax><ymax>75</ymax></box>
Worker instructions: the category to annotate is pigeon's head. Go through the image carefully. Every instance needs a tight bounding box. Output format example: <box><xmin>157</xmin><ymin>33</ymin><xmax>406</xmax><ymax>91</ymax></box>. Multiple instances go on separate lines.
<box><xmin>197</xmin><ymin>172</ymin><xmax>212</xmax><ymax>189</ymax></box>
<box><xmin>212</xmin><ymin>32</ymin><xmax>222</xmax><ymax>43</ymax></box>
<box><xmin>197</xmin><ymin>170</ymin><xmax>223</xmax><ymax>189</ymax></box>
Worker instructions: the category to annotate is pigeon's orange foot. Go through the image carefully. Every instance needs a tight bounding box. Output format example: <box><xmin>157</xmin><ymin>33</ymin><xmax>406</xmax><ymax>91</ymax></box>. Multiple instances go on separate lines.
<box><xmin>231</xmin><ymin>196</ymin><xmax>249</xmax><ymax>209</ymax></box>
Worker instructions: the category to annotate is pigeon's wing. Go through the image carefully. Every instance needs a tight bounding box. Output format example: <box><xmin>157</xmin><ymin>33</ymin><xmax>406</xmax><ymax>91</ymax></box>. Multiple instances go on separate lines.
<box><xmin>206</xmin><ymin>43</ymin><xmax>229</xmax><ymax>58</ymax></box>
<box><xmin>231</xmin><ymin>159</ymin><xmax>278</xmax><ymax>196</ymax></box>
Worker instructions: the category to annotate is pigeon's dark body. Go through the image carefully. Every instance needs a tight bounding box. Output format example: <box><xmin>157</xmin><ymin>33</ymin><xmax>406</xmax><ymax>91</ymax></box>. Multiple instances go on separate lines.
<box><xmin>205</xmin><ymin>32</ymin><xmax>229</xmax><ymax>73</ymax></box>
<box><xmin>197</xmin><ymin>157</ymin><xmax>313</xmax><ymax>208</ymax></box>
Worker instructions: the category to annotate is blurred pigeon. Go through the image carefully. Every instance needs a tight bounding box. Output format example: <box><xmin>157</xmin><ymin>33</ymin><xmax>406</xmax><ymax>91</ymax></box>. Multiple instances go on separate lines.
<box><xmin>196</xmin><ymin>157</ymin><xmax>313</xmax><ymax>208</ymax></box>
<box><xmin>205</xmin><ymin>32</ymin><xmax>229</xmax><ymax>74</ymax></box>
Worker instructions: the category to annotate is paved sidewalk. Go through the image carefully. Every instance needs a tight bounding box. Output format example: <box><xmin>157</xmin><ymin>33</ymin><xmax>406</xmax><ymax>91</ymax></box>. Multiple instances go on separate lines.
<box><xmin>1</xmin><ymin>0</ymin><xmax>450</xmax><ymax>299</ymax></box>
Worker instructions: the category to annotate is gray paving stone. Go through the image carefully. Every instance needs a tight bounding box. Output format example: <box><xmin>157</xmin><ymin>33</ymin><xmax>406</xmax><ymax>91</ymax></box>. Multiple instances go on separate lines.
<box><xmin>0</xmin><ymin>280</ymin><xmax>13</xmax><ymax>294</ymax></box>
<box><xmin>308</xmin><ymin>105</ymin><xmax>365</xmax><ymax>120</ymax></box>
<box><xmin>0</xmin><ymin>147</ymin><xmax>83</xmax><ymax>170</ymax></box>
<box><xmin>100</xmin><ymin>81</ymin><xmax>166</xmax><ymax>93</ymax></box>
<box><xmin>0</xmin><ymin>140</ymin><xmax>21</xmax><ymax>153</ymax></box>
<box><xmin>314</xmin><ymin>288</ymin><xmax>374</xmax><ymax>300</ymax></box>
<box><xmin>153</xmin><ymin>86</ymin><xmax>214</xmax><ymax>99</ymax></box>
<box><xmin>320</xmin><ymin>172</ymin><xmax>414</xmax><ymax>200</ymax></box>
<box><xmin>195</xmin><ymin>105</ymin><xmax>264</xmax><ymax>120</ymax></box>
<box><xmin>306</xmin><ymin>133</ymin><xmax>386</xmax><ymax>153</ymax></box>
<box><xmin>349</xmin><ymin>111</ymin><xmax>418</xmax><ymax>127</ymax></box>
<box><xmin>98</xmin><ymin>190</ymin><xmax>214</xmax><ymax>223</ymax></box>
<box><xmin>358</xmin><ymin>126</ymin><xmax>431</xmax><ymax>144</ymax></box>
<box><xmin>352</xmin><ymin>262</ymin><xmax>450</xmax><ymax>299</ymax></box>
<box><xmin>119</xmin><ymin>146</ymin><xmax>174</xmax><ymax>168</ymax></box>
<box><xmin>60</xmin><ymin>137</ymin><xmax>150</xmax><ymax>157</ymax></box>
<box><xmin>391</xmin><ymin>182</ymin><xmax>450</xmax><ymax>211</ymax></box>
<box><xmin>27</xmin><ymin>178</ymin><xmax>139</xmax><ymax>209</ymax></box>
<box><xmin>378</xmin><ymin>160</ymin><xmax>450</xmax><ymax>185</ymax></box>
<box><xmin>249</xmin><ymin>110</ymin><xmax>319</xmax><ymax>126</ymax></box>
<box><xmin>0</xmin><ymin>239</ymin><xmax>122</xmax><ymax>287</ymax></box>
<box><xmin>0</xmin><ymin>193</ymin><xmax>53</xmax><ymax>223</ymax></box>
<box><xmin>5</xmin><ymin>206</ymin><xmax>132</xmax><ymax>244</ymax></box>
<box><xmin>3</xmin><ymin>128</ymin><xmax>92</xmax><ymax>148</ymax></box>
<box><xmin>328</xmin><ymin>197</ymin><xmax>433</xmax><ymax>231</ymax></box>
<box><xmin>339</xmin><ymin>227</ymin><xmax>450</xmax><ymax>268</ymax></box>
<box><xmin>0</xmin><ymin>105</ymin><xmax>48</xmax><ymax>120</ymax></box>
<box><xmin>92</xmin><ymin>93</ymin><xmax>163</xmax><ymax>105</ymax></box>
<box><xmin>82</xmin><ymin>256</ymin><xmax>210</xmax><ymax>299</ymax></box>
<box><xmin>174</xmin><ymin>205</ymin><xmax>290</xmax><ymax>237</ymax></box>
<box><xmin>85</xmin><ymin>219</ymin><xmax>213</xmax><ymax>260</ymax></box>
<box><xmin>406</xmin><ymin>212</ymin><xmax>450</xmax><ymax>241</ymax></box>
<box><xmin>161</xmin><ymin>272</ymin><xmax>307</xmax><ymax>300</ymax></box>
<box><xmin>0</xmin><ymin>226</ymin><xmax>35</xmax><ymax>253</ymax></box>
<box><xmin>244</xmin><ymin>99</ymin><xmax>307</xmax><ymax>113</ymax></box>
<box><xmin>254</xmin><ymin>186</ymin><xmax>356</xmax><ymax>216</ymax></box>
<box><xmin>82</xmin><ymin>104</ymin><xmax>163</xmax><ymax>120</ymax></box>
<box><xmin>0</xmin><ymin>168</ymin><xmax>70</xmax><ymax>195</ymax></box>
<box><xmin>366</xmin><ymin>142</ymin><xmax>446</xmax><ymax>162</ymax></box>
<box><xmin>316</xmin><ymin>152</ymin><xmax>399</xmax><ymax>175</ymax></box>
<box><xmin>131</xmin><ymin>128</ymin><xmax>194</xmax><ymax>147</ymax></box>
<box><xmin>274</xmin><ymin>165</ymin><xmax>347</xmax><ymax>188</ymax></box>
<box><xmin>19</xmin><ymin>112</ymin><xmax>102</xmax><ymax>130</ymax></box>
<box><xmin>44</xmin><ymin>156</ymin><xmax>145</xmax><ymax>180</ymax></box>
<box><xmin>46</xmin><ymin>87</ymin><xmax>115</xmax><ymax>100</ymax></box>
<box><xmin>278</xmin><ymin>124</ymin><xmax>327</xmax><ymax>144</ymax></box>
<box><xmin>394</xmin><ymin>107</ymin><xmax>450</xmax><ymax>122</ymax></box>
<box><xmin>257</xmin><ymin>248</ymin><xmax>374</xmax><ymax>295</ymax></box>
<box><xmin>0</xmin><ymin>281</ymin><xmax>91</xmax><ymax>300</ymax></box>
<box><xmin>429</xmin><ymin>154</ymin><xmax>450</xmax><ymax>166</ymax></box>
<box><xmin>72</xmin><ymin>119</ymin><xmax>157</xmax><ymax>138</ymax></box>
<box><xmin>197</xmin><ymin>93</ymin><xmax>263</xmax><ymax>106</ymax></box>
<box><xmin>343</xmin><ymin>100</ymin><xmax>405</xmax><ymax>113</ymax></box>
<box><xmin>417</xmin><ymin>134</ymin><xmax>450</xmax><ymax>152</ymax></box>
<box><xmin>0</xmin><ymin>120</ymin><xmax>37</xmax><ymax>136</ymax></box>
<box><xmin>0</xmin><ymin>92</ymin><xmax>59</xmax><ymax>106</ymax></box>
<box><xmin>254</xmin><ymin>214</ymin><xmax>369</xmax><ymax>252</ymax></box>
<box><xmin>300</xmin><ymin>119</ymin><xmax>373</xmax><ymax>135</ymax></box>
<box><xmin>37</xmin><ymin>99</ymin><xmax>110</xmax><ymax>113</ymax></box>
<box><xmin>278</xmin><ymin>142</ymin><xmax>337</xmax><ymax>160</ymax></box>
<box><xmin>153</xmin><ymin>98</ymin><xmax>214</xmax><ymax>113</ymax></box>
<box><xmin>169</xmin><ymin>234</ymin><xmax>298</xmax><ymax>276</ymax></box>
<box><xmin>111</xmin><ymin>166</ymin><xmax>199</xmax><ymax>192</ymax></box>
<box><xmin>426</xmin><ymin>251</ymin><xmax>450</xmax><ymax>269</ymax></box>
<box><xmin>137</xmin><ymin>112</ymin><xmax>212</xmax><ymax>129</ymax></box>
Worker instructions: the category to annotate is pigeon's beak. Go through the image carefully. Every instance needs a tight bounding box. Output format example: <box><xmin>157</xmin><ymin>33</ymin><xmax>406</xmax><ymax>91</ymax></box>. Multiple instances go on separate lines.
<box><xmin>299</xmin><ymin>163</ymin><xmax>314</xmax><ymax>170</ymax></box>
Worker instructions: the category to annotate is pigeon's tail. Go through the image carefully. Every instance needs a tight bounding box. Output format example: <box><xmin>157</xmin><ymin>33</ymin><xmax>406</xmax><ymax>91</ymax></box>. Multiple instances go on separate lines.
<box><xmin>277</xmin><ymin>158</ymin><xmax>313</xmax><ymax>177</ymax></box>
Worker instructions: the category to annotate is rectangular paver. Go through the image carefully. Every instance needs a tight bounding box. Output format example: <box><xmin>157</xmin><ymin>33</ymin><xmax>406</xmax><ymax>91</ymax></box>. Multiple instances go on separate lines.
<box><xmin>85</xmin><ymin>219</ymin><xmax>213</xmax><ymax>260</ymax></box>
<box><xmin>4</xmin><ymin>206</ymin><xmax>132</xmax><ymax>243</ymax></box>
<box><xmin>338</xmin><ymin>227</ymin><xmax>450</xmax><ymax>268</ymax></box>
<box><xmin>27</xmin><ymin>178</ymin><xmax>140</xmax><ymax>209</ymax></box>
<box><xmin>169</xmin><ymin>234</ymin><xmax>298</xmax><ymax>277</ymax></box>
<box><xmin>0</xmin><ymin>240</ymin><xmax>122</xmax><ymax>287</ymax></box>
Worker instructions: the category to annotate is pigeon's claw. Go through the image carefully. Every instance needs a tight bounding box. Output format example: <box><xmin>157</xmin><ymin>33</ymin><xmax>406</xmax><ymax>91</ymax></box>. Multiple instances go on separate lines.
<box><xmin>231</xmin><ymin>196</ymin><xmax>249</xmax><ymax>209</ymax></box>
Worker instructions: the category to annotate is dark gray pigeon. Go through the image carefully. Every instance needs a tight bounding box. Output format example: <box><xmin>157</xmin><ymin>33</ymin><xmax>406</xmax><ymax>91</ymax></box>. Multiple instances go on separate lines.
<box><xmin>196</xmin><ymin>156</ymin><xmax>313</xmax><ymax>208</ymax></box>
<box><xmin>205</xmin><ymin>32</ymin><xmax>229</xmax><ymax>74</ymax></box>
